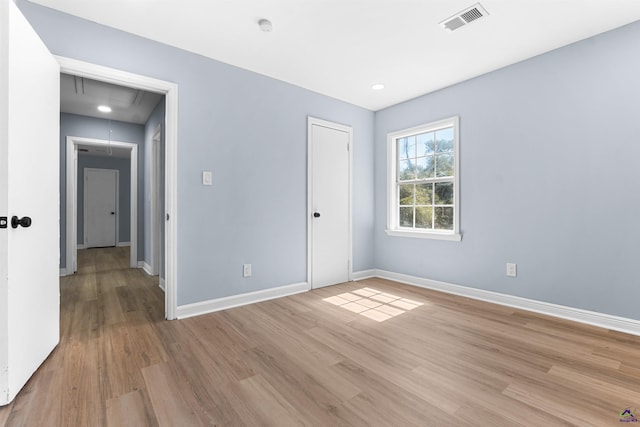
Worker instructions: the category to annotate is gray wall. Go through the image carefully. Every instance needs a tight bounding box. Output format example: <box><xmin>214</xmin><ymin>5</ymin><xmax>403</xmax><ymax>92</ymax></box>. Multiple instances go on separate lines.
<box><xmin>30</xmin><ymin>0</ymin><xmax>639</xmax><ymax>321</ymax></box>
<box><xmin>77</xmin><ymin>155</ymin><xmax>131</xmax><ymax>245</ymax></box>
<box><xmin>374</xmin><ymin>20</ymin><xmax>640</xmax><ymax>320</ymax></box>
<box><xmin>59</xmin><ymin>113</ymin><xmax>145</xmax><ymax>266</ymax></box>
<box><xmin>22</xmin><ymin>1</ymin><xmax>375</xmax><ymax>305</ymax></box>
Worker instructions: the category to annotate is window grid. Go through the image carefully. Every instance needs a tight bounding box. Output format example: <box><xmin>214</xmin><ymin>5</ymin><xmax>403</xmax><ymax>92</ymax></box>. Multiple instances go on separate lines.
<box><xmin>394</xmin><ymin>125</ymin><xmax>455</xmax><ymax>232</ymax></box>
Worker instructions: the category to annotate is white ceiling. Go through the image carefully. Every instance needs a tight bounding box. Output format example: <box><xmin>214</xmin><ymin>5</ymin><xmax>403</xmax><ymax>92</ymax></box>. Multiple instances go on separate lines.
<box><xmin>60</xmin><ymin>73</ymin><xmax>163</xmax><ymax>124</ymax></box>
<box><xmin>35</xmin><ymin>0</ymin><xmax>640</xmax><ymax>111</ymax></box>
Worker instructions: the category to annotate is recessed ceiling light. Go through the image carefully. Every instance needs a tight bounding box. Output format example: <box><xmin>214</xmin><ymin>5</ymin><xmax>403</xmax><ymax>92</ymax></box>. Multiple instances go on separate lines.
<box><xmin>97</xmin><ymin>105</ymin><xmax>112</xmax><ymax>113</ymax></box>
<box><xmin>371</xmin><ymin>84</ymin><xmax>385</xmax><ymax>91</ymax></box>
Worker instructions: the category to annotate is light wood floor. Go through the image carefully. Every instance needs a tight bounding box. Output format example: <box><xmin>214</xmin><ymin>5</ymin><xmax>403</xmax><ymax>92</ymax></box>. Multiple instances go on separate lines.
<box><xmin>1</xmin><ymin>247</ymin><xmax>639</xmax><ymax>426</ymax></box>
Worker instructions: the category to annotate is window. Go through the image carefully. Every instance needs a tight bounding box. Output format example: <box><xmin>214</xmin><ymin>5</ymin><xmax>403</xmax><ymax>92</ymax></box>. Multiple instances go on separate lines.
<box><xmin>386</xmin><ymin>116</ymin><xmax>461</xmax><ymax>241</ymax></box>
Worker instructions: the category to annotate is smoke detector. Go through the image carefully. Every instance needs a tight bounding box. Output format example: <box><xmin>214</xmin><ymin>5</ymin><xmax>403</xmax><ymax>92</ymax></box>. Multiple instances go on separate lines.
<box><xmin>258</xmin><ymin>19</ymin><xmax>272</xmax><ymax>32</ymax></box>
<box><xmin>440</xmin><ymin>3</ymin><xmax>489</xmax><ymax>32</ymax></box>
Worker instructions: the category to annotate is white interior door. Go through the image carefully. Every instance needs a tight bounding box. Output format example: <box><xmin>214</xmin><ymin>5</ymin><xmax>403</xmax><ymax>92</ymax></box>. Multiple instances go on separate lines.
<box><xmin>84</xmin><ymin>168</ymin><xmax>118</xmax><ymax>248</ymax></box>
<box><xmin>308</xmin><ymin>118</ymin><xmax>352</xmax><ymax>289</ymax></box>
<box><xmin>0</xmin><ymin>1</ymin><xmax>60</xmax><ymax>405</ymax></box>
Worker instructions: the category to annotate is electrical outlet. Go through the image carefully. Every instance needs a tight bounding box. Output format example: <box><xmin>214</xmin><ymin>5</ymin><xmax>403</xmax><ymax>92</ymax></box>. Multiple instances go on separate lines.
<box><xmin>243</xmin><ymin>263</ymin><xmax>252</xmax><ymax>277</ymax></box>
<box><xmin>506</xmin><ymin>263</ymin><xmax>517</xmax><ymax>277</ymax></box>
<box><xmin>202</xmin><ymin>170</ymin><xmax>213</xmax><ymax>186</ymax></box>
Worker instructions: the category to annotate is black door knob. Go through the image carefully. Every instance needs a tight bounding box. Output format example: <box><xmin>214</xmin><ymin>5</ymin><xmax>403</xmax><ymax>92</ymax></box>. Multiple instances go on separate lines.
<box><xmin>313</xmin><ymin>212</ymin><xmax>321</xmax><ymax>218</ymax></box>
<box><xmin>11</xmin><ymin>216</ymin><xmax>31</xmax><ymax>229</ymax></box>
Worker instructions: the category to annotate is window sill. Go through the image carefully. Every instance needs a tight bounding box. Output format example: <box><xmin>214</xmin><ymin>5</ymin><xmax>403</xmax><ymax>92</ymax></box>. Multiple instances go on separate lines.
<box><xmin>385</xmin><ymin>229</ymin><xmax>462</xmax><ymax>241</ymax></box>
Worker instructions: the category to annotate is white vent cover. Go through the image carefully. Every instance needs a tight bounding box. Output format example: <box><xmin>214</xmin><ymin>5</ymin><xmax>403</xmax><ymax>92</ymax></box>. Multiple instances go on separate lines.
<box><xmin>440</xmin><ymin>3</ymin><xmax>489</xmax><ymax>32</ymax></box>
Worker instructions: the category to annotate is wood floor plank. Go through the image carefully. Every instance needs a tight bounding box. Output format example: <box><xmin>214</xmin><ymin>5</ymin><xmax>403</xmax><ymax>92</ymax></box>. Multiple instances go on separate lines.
<box><xmin>334</xmin><ymin>359</ymin><xmax>458</xmax><ymax>426</ymax></box>
<box><xmin>502</xmin><ymin>380</ymin><xmax>611</xmax><ymax>426</ymax></box>
<box><xmin>2</xmin><ymin>247</ymin><xmax>640</xmax><ymax>426</ymax></box>
<box><xmin>141</xmin><ymin>362</ymin><xmax>205</xmax><ymax>427</ymax></box>
<box><xmin>0</xmin><ymin>407</ymin><xmax>10</xmax><ymax>427</ymax></box>
<box><xmin>105</xmin><ymin>390</ymin><xmax>157</xmax><ymax>427</ymax></box>
<box><xmin>234</xmin><ymin>374</ymin><xmax>310</xmax><ymax>426</ymax></box>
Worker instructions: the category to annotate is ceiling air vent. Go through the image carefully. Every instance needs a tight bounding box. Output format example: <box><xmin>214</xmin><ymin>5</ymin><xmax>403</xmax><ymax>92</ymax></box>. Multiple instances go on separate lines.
<box><xmin>440</xmin><ymin>3</ymin><xmax>489</xmax><ymax>32</ymax></box>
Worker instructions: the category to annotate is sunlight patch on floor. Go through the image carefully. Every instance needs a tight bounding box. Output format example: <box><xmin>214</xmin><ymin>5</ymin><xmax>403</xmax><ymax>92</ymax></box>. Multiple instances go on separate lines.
<box><xmin>323</xmin><ymin>287</ymin><xmax>424</xmax><ymax>322</ymax></box>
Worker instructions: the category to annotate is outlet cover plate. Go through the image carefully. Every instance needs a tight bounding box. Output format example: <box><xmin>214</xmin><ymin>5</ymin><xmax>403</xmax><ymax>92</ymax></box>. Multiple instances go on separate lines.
<box><xmin>202</xmin><ymin>170</ymin><xmax>213</xmax><ymax>186</ymax></box>
<box><xmin>506</xmin><ymin>263</ymin><xmax>517</xmax><ymax>277</ymax></box>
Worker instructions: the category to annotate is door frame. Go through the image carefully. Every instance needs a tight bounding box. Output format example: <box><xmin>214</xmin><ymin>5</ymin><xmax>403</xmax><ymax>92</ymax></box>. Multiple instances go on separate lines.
<box><xmin>68</xmin><ymin>141</ymin><xmax>133</xmax><ymax>263</ymax></box>
<box><xmin>83</xmin><ymin>167</ymin><xmax>119</xmax><ymax>249</ymax></box>
<box><xmin>306</xmin><ymin>116</ymin><xmax>353</xmax><ymax>289</ymax></box>
<box><xmin>150</xmin><ymin>123</ymin><xmax>161</xmax><ymax>277</ymax></box>
<box><xmin>57</xmin><ymin>56</ymin><xmax>178</xmax><ymax>320</ymax></box>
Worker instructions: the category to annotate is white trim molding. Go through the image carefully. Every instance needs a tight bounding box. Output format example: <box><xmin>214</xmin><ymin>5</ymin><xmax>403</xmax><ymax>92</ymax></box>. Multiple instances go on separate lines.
<box><xmin>116</xmin><ymin>241</ymin><xmax>131</xmax><ymax>247</ymax></box>
<box><xmin>57</xmin><ymin>56</ymin><xmax>179</xmax><ymax>320</ymax></box>
<box><xmin>176</xmin><ymin>282</ymin><xmax>309</xmax><ymax>319</ymax></box>
<box><xmin>59</xmin><ymin>268</ymin><xmax>66</xmax><ymax>277</ymax></box>
<box><xmin>65</xmin><ymin>136</ymin><xmax>137</xmax><ymax>275</ymax></box>
<box><xmin>367</xmin><ymin>270</ymin><xmax>640</xmax><ymax>336</ymax></box>
<box><xmin>386</xmin><ymin>116</ymin><xmax>461</xmax><ymax>241</ymax></box>
<box><xmin>351</xmin><ymin>269</ymin><xmax>377</xmax><ymax>281</ymax></box>
<box><xmin>141</xmin><ymin>262</ymin><xmax>153</xmax><ymax>276</ymax></box>
<box><xmin>159</xmin><ymin>278</ymin><xmax>166</xmax><ymax>292</ymax></box>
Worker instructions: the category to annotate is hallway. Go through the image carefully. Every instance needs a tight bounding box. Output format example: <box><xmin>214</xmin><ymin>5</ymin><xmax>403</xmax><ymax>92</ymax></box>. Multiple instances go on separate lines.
<box><xmin>0</xmin><ymin>247</ymin><xmax>165</xmax><ymax>426</ymax></box>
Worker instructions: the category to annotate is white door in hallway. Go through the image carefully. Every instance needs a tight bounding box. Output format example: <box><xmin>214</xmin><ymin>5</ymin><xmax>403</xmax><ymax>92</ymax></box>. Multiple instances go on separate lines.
<box><xmin>0</xmin><ymin>1</ymin><xmax>60</xmax><ymax>405</ymax></box>
<box><xmin>308</xmin><ymin>118</ymin><xmax>352</xmax><ymax>289</ymax></box>
<box><xmin>84</xmin><ymin>168</ymin><xmax>118</xmax><ymax>248</ymax></box>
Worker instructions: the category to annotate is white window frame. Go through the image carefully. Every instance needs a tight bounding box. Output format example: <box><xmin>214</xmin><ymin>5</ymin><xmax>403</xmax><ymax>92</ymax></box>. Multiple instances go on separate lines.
<box><xmin>386</xmin><ymin>116</ymin><xmax>461</xmax><ymax>241</ymax></box>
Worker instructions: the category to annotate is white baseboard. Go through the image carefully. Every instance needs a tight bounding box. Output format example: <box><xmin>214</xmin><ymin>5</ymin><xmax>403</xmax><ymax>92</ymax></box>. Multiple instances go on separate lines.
<box><xmin>159</xmin><ymin>278</ymin><xmax>165</xmax><ymax>292</ymax></box>
<box><xmin>137</xmin><ymin>261</ymin><xmax>145</xmax><ymax>269</ymax></box>
<box><xmin>351</xmin><ymin>269</ymin><xmax>376</xmax><ymax>280</ymax></box>
<box><xmin>368</xmin><ymin>270</ymin><xmax>640</xmax><ymax>336</ymax></box>
<box><xmin>59</xmin><ymin>268</ymin><xmax>66</xmax><ymax>276</ymax></box>
<box><xmin>176</xmin><ymin>282</ymin><xmax>309</xmax><ymax>319</ymax></box>
<box><xmin>77</xmin><ymin>244</ymin><xmax>85</xmax><ymax>250</ymax></box>
<box><xmin>141</xmin><ymin>262</ymin><xmax>153</xmax><ymax>275</ymax></box>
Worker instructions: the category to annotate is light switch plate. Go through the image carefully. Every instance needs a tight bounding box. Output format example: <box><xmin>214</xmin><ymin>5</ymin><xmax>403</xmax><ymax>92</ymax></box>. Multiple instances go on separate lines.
<box><xmin>202</xmin><ymin>170</ymin><xmax>212</xmax><ymax>186</ymax></box>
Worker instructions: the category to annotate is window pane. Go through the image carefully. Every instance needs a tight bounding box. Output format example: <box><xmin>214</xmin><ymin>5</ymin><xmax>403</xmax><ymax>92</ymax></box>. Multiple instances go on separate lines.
<box><xmin>398</xmin><ymin>137</ymin><xmax>415</xmax><ymax>160</ymax></box>
<box><xmin>417</xmin><ymin>132</ymin><xmax>435</xmax><ymax>156</ymax></box>
<box><xmin>415</xmin><ymin>207</ymin><xmax>433</xmax><ymax>229</ymax></box>
<box><xmin>398</xmin><ymin>159</ymin><xmax>415</xmax><ymax>180</ymax></box>
<box><xmin>397</xmin><ymin>138</ymin><xmax>407</xmax><ymax>159</ymax></box>
<box><xmin>435</xmin><ymin>154</ymin><xmax>453</xmax><ymax>177</ymax></box>
<box><xmin>435</xmin><ymin>128</ymin><xmax>454</xmax><ymax>153</ymax></box>
<box><xmin>416</xmin><ymin>156</ymin><xmax>434</xmax><ymax>179</ymax></box>
<box><xmin>399</xmin><ymin>184</ymin><xmax>414</xmax><ymax>206</ymax></box>
<box><xmin>434</xmin><ymin>207</ymin><xmax>454</xmax><ymax>230</ymax></box>
<box><xmin>415</xmin><ymin>183</ymin><xmax>432</xmax><ymax>205</ymax></box>
<box><xmin>399</xmin><ymin>207</ymin><xmax>414</xmax><ymax>227</ymax></box>
<box><xmin>434</xmin><ymin>182</ymin><xmax>453</xmax><ymax>205</ymax></box>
